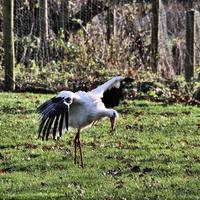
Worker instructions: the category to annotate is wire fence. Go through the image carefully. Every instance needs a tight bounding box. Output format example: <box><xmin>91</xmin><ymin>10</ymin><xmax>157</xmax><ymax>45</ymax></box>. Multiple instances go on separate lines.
<box><xmin>1</xmin><ymin>0</ymin><xmax>200</xmax><ymax>86</ymax></box>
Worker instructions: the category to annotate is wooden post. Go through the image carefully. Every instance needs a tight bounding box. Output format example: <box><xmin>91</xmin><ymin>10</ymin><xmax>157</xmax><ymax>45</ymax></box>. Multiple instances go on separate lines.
<box><xmin>113</xmin><ymin>8</ymin><xmax>117</xmax><ymax>39</ymax></box>
<box><xmin>3</xmin><ymin>0</ymin><xmax>15</xmax><ymax>91</ymax></box>
<box><xmin>187</xmin><ymin>0</ymin><xmax>193</xmax><ymax>10</ymax></box>
<box><xmin>40</xmin><ymin>0</ymin><xmax>48</xmax><ymax>45</ymax></box>
<box><xmin>39</xmin><ymin>0</ymin><xmax>48</xmax><ymax>66</ymax></box>
<box><xmin>151</xmin><ymin>0</ymin><xmax>160</xmax><ymax>73</ymax></box>
<box><xmin>106</xmin><ymin>7</ymin><xmax>115</xmax><ymax>43</ymax></box>
<box><xmin>61</xmin><ymin>0</ymin><xmax>69</xmax><ymax>41</ymax></box>
<box><xmin>185</xmin><ymin>9</ymin><xmax>195</xmax><ymax>82</ymax></box>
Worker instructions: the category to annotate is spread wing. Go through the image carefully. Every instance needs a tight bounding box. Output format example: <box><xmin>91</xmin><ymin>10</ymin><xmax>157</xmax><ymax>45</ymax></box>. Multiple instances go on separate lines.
<box><xmin>37</xmin><ymin>91</ymin><xmax>79</xmax><ymax>140</ymax></box>
<box><xmin>90</xmin><ymin>76</ymin><xmax>133</xmax><ymax>108</ymax></box>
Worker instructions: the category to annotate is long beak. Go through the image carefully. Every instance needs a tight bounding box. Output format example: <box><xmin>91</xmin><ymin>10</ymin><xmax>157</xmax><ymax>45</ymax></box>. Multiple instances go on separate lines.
<box><xmin>110</xmin><ymin>117</ymin><xmax>116</xmax><ymax>131</ymax></box>
<box><xmin>64</xmin><ymin>103</ymin><xmax>69</xmax><ymax>131</ymax></box>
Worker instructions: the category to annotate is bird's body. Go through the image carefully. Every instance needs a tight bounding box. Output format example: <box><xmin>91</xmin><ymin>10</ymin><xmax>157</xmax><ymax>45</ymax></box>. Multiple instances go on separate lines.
<box><xmin>55</xmin><ymin>90</ymin><xmax>115</xmax><ymax>130</ymax></box>
<box><xmin>37</xmin><ymin>76</ymin><xmax>133</xmax><ymax>167</ymax></box>
<box><xmin>67</xmin><ymin>91</ymin><xmax>103</xmax><ymax>129</ymax></box>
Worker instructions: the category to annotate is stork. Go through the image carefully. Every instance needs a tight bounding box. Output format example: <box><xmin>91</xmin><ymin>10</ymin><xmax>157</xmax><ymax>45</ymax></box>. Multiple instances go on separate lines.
<box><xmin>37</xmin><ymin>76</ymin><xmax>133</xmax><ymax>167</ymax></box>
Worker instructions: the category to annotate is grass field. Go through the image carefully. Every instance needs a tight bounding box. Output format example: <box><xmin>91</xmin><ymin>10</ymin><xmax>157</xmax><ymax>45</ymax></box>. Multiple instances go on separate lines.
<box><xmin>0</xmin><ymin>92</ymin><xmax>200</xmax><ymax>199</ymax></box>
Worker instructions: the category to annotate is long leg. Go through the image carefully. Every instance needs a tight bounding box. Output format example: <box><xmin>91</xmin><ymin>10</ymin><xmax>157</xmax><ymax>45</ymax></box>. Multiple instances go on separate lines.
<box><xmin>74</xmin><ymin>132</ymin><xmax>79</xmax><ymax>164</ymax></box>
<box><xmin>77</xmin><ymin>130</ymin><xmax>83</xmax><ymax>167</ymax></box>
<box><xmin>74</xmin><ymin>129</ymin><xmax>83</xmax><ymax>167</ymax></box>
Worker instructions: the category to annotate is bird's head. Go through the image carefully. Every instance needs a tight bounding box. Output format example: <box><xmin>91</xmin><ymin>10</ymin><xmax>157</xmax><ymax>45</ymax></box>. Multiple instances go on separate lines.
<box><xmin>108</xmin><ymin>109</ymin><xmax>118</xmax><ymax>131</ymax></box>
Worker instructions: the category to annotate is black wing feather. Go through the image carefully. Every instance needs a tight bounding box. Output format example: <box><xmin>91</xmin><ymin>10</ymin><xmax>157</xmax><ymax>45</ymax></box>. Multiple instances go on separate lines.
<box><xmin>45</xmin><ymin>116</ymin><xmax>55</xmax><ymax>140</ymax></box>
<box><xmin>65</xmin><ymin>109</ymin><xmax>69</xmax><ymax>131</ymax></box>
<box><xmin>42</xmin><ymin>117</ymin><xmax>52</xmax><ymax>140</ymax></box>
<box><xmin>38</xmin><ymin>116</ymin><xmax>48</xmax><ymax>139</ymax></box>
<box><xmin>52</xmin><ymin>115</ymin><xmax>60</xmax><ymax>140</ymax></box>
<box><xmin>37</xmin><ymin>96</ymin><xmax>69</xmax><ymax>140</ymax></box>
<box><xmin>102</xmin><ymin>87</ymin><xmax>123</xmax><ymax>108</ymax></box>
<box><xmin>59</xmin><ymin>111</ymin><xmax>65</xmax><ymax>137</ymax></box>
<box><xmin>37</xmin><ymin>97</ymin><xmax>64</xmax><ymax>114</ymax></box>
<box><xmin>102</xmin><ymin>77</ymin><xmax>133</xmax><ymax>108</ymax></box>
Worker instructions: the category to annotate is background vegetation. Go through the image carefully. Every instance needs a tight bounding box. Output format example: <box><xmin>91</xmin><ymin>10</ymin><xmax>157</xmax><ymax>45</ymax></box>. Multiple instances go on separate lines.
<box><xmin>1</xmin><ymin>1</ymin><xmax>200</xmax><ymax>199</ymax></box>
<box><xmin>0</xmin><ymin>0</ymin><xmax>200</xmax><ymax>92</ymax></box>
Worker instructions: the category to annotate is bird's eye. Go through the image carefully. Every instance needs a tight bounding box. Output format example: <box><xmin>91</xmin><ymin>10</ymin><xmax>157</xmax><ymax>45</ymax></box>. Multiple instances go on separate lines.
<box><xmin>65</xmin><ymin>97</ymin><xmax>71</xmax><ymax>103</ymax></box>
<box><xmin>113</xmin><ymin>112</ymin><xmax>116</xmax><ymax>117</ymax></box>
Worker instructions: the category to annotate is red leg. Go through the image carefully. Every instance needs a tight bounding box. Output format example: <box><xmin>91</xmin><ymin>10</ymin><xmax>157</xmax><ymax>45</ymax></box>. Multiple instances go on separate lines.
<box><xmin>74</xmin><ymin>129</ymin><xmax>83</xmax><ymax>167</ymax></box>
<box><xmin>74</xmin><ymin>132</ymin><xmax>78</xmax><ymax>164</ymax></box>
<box><xmin>77</xmin><ymin>131</ymin><xmax>83</xmax><ymax>168</ymax></box>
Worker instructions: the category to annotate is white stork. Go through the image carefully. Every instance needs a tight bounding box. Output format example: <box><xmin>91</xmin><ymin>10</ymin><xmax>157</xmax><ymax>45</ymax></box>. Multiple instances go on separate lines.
<box><xmin>37</xmin><ymin>76</ymin><xmax>133</xmax><ymax>167</ymax></box>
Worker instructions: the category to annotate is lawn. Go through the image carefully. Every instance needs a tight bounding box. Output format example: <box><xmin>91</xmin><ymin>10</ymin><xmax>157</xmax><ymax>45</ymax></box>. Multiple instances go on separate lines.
<box><xmin>0</xmin><ymin>92</ymin><xmax>200</xmax><ymax>199</ymax></box>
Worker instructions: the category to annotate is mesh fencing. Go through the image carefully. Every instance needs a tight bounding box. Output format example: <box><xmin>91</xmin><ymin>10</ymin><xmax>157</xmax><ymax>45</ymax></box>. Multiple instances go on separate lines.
<box><xmin>1</xmin><ymin>0</ymin><xmax>200</xmax><ymax>86</ymax></box>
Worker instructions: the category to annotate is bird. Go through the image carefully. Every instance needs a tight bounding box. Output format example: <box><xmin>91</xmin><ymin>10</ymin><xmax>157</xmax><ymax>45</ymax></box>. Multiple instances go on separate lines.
<box><xmin>37</xmin><ymin>76</ymin><xmax>133</xmax><ymax>167</ymax></box>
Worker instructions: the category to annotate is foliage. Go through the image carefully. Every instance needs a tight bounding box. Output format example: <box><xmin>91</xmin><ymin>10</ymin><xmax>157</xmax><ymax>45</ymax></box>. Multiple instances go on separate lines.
<box><xmin>0</xmin><ymin>92</ymin><xmax>200</xmax><ymax>199</ymax></box>
<box><xmin>0</xmin><ymin>1</ymin><xmax>200</xmax><ymax>92</ymax></box>
<box><xmin>0</xmin><ymin>1</ymin><xmax>183</xmax><ymax>87</ymax></box>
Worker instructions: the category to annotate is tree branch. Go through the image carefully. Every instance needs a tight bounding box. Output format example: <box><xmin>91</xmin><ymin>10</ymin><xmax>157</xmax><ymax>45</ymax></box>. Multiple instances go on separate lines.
<box><xmin>67</xmin><ymin>0</ymin><xmax>150</xmax><ymax>34</ymax></box>
<box><xmin>68</xmin><ymin>0</ymin><xmax>107</xmax><ymax>32</ymax></box>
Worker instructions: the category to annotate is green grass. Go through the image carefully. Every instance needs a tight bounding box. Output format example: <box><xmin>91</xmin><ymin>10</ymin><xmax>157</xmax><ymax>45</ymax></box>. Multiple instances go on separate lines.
<box><xmin>0</xmin><ymin>92</ymin><xmax>200</xmax><ymax>199</ymax></box>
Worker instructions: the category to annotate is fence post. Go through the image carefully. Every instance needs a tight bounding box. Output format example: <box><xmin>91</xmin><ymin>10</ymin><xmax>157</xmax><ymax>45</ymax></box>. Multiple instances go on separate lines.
<box><xmin>39</xmin><ymin>0</ymin><xmax>49</xmax><ymax>66</ymax></box>
<box><xmin>151</xmin><ymin>0</ymin><xmax>160</xmax><ymax>73</ymax></box>
<box><xmin>61</xmin><ymin>0</ymin><xmax>69</xmax><ymax>41</ymax></box>
<box><xmin>3</xmin><ymin>0</ymin><xmax>15</xmax><ymax>91</ymax></box>
<box><xmin>106</xmin><ymin>7</ymin><xmax>115</xmax><ymax>43</ymax></box>
<box><xmin>187</xmin><ymin>0</ymin><xmax>193</xmax><ymax>10</ymax></box>
<box><xmin>40</xmin><ymin>0</ymin><xmax>49</xmax><ymax>46</ymax></box>
<box><xmin>185</xmin><ymin>9</ymin><xmax>195</xmax><ymax>82</ymax></box>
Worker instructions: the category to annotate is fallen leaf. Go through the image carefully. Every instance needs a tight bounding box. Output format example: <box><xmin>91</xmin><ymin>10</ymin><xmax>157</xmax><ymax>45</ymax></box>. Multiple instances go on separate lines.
<box><xmin>104</xmin><ymin>197</ymin><xmax>112</xmax><ymax>200</ymax></box>
<box><xmin>116</xmin><ymin>141</ymin><xmax>125</xmax><ymax>149</ymax></box>
<box><xmin>0</xmin><ymin>168</ymin><xmax>6</xmax><ymax>174</ymax></box>
<box><xmin>25</xmin><ymin>143</ymin><xmax>37</xmax><ymax>149</ymax></box>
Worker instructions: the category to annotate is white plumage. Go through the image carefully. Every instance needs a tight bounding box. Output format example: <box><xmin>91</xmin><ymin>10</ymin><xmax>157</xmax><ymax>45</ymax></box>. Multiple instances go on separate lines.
<box><xmin>37</xmin><ymin>76</ymin><xmax>132</xmax><ymax>167</ymax></box>
<box><xmin>90</xmin><ymin>76</ymin><xmax>124</xmax><ymax>97</ymax></box>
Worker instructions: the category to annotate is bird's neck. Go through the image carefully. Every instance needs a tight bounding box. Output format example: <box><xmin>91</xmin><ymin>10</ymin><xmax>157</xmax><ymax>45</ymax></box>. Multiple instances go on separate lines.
<box><xmin>98</xmin><ymin>108</ymin><xmax>112</xmax><ymax>118</ymax></box>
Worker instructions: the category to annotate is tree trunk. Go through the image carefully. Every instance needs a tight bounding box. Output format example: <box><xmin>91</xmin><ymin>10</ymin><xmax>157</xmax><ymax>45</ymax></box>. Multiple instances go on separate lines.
<box><xmin>39</xmin><ymin>0</ymin><xmax>49</xmax><ymax>66</ymax></box>
<box><xmin>106</xmin><ymin>7</ymin><xmax>116</xmax><ymax>43</ymax></box>
<box><xmin>61</xmin><ymin>0</ymin><xmax>69</xmax><ymax>40</ymax></box>
<box><xmin>40</xmin><ymin>0</ymin><xmax>48</xmax><ymax>43</ymax></box>
<box><xmin>151</xmin><ymin>0</ymin><xmax>160</xmax><ymax>73</ymax></box>
<box><xmin>3</xmin><ymin>0</ymin><xmax>15</xmax><ymax>91</ymax></box>
<box><xmin>187</xmin><ymin>0</ymin><xmax>193</xmax><ymax>9</ymax></box>
<box><xmin>58</xmin><ymin>0</ymin><xmax>147</xmax><ymax>38</ymax></box>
